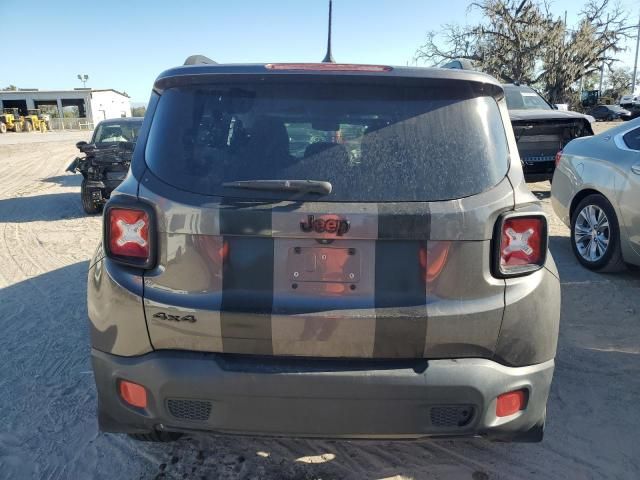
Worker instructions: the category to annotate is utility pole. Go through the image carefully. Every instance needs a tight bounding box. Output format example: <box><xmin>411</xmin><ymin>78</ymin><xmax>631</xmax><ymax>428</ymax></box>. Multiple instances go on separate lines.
<box><xmin>599</xmin><ymin>14</ymin><xmax>610</xmax><ymax>95</ymax></box>
<box><xmin>632</xmin><ymin>10</ymin><xmax>640</xmax><ymax>94</ymax></box>
<box><xmin>598</xmin><ymin>50</ymin><xmax>606</xmax><ymax>94</ymax></box>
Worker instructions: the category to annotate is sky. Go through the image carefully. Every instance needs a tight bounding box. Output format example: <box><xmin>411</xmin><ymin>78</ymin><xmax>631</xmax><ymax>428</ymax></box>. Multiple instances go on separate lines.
<box><xmin>1</xmin><ymin>0</ymin><xmax>638</xmax><ymax>103</ymax></box>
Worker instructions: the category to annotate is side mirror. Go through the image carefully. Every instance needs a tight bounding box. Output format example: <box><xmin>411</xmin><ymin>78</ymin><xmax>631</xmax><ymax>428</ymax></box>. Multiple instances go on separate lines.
<box><xmin>76</xmin><ymin>140</ymin><xmax>88</xmax><ymax>150</ymax></box>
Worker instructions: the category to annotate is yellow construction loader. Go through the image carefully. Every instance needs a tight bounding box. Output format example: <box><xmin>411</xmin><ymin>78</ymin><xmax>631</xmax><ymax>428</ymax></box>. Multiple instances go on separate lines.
<box><xmin>0</xmin><ymin>108</ymin><xmax>24</xmax><ymax>133</ymax></box>
<box><xmin>23</xmin><ymin>109</ymin><xmax>49</xmax><ymax>132</ymax></box>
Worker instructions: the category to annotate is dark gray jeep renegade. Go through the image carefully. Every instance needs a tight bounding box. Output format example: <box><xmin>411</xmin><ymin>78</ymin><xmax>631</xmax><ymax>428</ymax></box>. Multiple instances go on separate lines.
<box><xmin>88</xmin><ymin>59</ymin><xmax>560</xmax><ymax>443</ymax></box>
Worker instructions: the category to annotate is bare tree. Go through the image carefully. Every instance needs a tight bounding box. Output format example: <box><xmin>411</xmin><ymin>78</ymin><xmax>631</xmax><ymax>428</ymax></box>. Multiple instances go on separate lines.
<box><xmin>543</xmin><ymin>0</ymin><xmax>636</xmax><ymax>103</ymax></box>
<box><xmin>602</xmin><ymin>67</ymin><xmax>638</xmax><ymax>100</ymax></box>
<box><xmin>415</xmin><ymin>1</ymin><xmax>558</xmax><ymax>83</ymax></box>
<box><xmin>415</xmin><ymin>0</ymin><xmax>634</xmax><ymax>102</ymax></box>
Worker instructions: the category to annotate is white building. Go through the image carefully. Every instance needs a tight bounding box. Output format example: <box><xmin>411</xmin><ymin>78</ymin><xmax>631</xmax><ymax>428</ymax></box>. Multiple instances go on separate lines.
<box><xmin>0</xmin><ymin>88</ymin><xmax>132</xmax><ymax>125</ymax></box>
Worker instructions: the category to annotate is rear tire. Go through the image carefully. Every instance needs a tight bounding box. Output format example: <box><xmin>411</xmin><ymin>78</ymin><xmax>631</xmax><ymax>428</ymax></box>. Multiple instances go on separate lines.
<box><xmin>15</xmin><ymin>123</ymin><xmax>22</xmax><ymax>133</ymax></box>
<box><xmin>24</xmin><ymin>121</ymin><xmax>33</xmax><ymax>132</ymax></box>
<box><xmin>570</xmin><ymin>194</ymin><xmax>625</xmax><ymax>272</ymax></box>
<box><xmin>128</xmin><ymin>431</ymin><xmax>183</xmax><ymax>442</ymax></box>
<box><xmin>81</xmin><ymin>179</ymin><xmax>103</xmax><ymax>214</ymax></box>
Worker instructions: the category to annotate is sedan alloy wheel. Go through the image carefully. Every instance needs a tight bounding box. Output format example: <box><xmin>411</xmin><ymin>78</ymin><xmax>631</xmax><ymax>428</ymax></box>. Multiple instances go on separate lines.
<box><xmin>574</xmin><ymin>204</ymin><xmax>610</xmax><ymax>262</ymax></box>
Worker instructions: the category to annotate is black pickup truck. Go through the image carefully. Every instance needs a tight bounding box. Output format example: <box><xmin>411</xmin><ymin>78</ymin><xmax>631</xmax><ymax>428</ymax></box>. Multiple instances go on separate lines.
<box><xmin>67</xmin><ymin>117</ymin><xmax>143</xmax><ymax>213</ymax></box>
<box><xmin>503</xmin><ymin>84</ymin><xmax>594</xmax><ymax>182</ymax></box>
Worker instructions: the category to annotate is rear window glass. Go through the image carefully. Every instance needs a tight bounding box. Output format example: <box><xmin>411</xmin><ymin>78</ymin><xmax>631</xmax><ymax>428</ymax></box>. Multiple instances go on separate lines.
<box><xmin>623</xmin><ymin>127</ymin><xmax>640</xmax><ymax>150</ymax></box>
<box><xmin>504</xmin><ymin>85</ymin><xmax>551</xmax><ymax>110</ymax></box>
<box><xmin>145</xmin><ymin>81</ymin><xmax>509</xmax><ymax>202</ymax></box>
<box><xmin>94</xmin><ymin>122</ymin><xmax>142</xmax><ymax>143</ymax></box>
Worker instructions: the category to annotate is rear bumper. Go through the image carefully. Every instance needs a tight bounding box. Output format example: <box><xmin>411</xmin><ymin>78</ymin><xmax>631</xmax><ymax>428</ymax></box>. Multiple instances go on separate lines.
<box><xmin>92</xmin><ymin>349</ymin><xmax>553</xmax><ymax>441</ymax></box>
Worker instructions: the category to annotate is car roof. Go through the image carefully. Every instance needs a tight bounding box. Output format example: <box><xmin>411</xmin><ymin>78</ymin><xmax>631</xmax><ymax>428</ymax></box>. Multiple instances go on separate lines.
<box><xmin>97</xmin><ymin>117</ymin><xmax>144</xmax><ymax>126</ymax></box>
<box><xmin>154</xmin><ymin>63</ymin><xmax>504</xmax><ymax>96</ymax></box>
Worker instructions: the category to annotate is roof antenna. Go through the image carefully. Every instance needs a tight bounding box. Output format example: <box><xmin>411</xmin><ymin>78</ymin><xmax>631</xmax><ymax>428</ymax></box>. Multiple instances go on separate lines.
<box><xmin>322</xmin><ymin>0</ymin><xmax>335</xmax><ymax>63</ymax></box>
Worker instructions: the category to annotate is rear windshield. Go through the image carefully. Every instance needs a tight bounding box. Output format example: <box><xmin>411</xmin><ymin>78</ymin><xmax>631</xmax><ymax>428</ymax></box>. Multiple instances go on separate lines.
<box><xmin>94</xmin><ymin>121</ymin><xmax>142</xmax><ymax>144</ymax></box>
<box><xmin>504</xmin><ymin>85</ymin><xmax>551</xmax><ymax>110</ymax></box>
<box><xmin>145</xmin><ymin>81</ymin><xmax>509</xmax><ymax>201</ymax></box>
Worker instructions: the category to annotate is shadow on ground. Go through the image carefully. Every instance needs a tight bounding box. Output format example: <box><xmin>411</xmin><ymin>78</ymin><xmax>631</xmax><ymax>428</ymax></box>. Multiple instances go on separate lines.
<box><xmin>549</xmin><ymin>235</ymin><xmax>640</xmax><ymax>283</ymax></box>
<box><xmin>42</xmin><ymin>173</ymin><xmax>83</xmax><ymax>187</ymax></box>
<box><xmin>0</xmin><ymin>261</ymin><xmax>93</xmax><ymax>480</ymax></box>
<box><xmin>0</xmin><ymin>192</ymin><xmax>85</xmax><ymax>222</ymax></box>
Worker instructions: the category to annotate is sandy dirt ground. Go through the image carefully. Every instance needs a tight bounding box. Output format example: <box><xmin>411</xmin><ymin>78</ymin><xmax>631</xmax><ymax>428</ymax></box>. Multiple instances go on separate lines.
<box><xmin>0</xmin><ymin>127</ymin><xmax>639</xmax><ymax>480</ymax></box>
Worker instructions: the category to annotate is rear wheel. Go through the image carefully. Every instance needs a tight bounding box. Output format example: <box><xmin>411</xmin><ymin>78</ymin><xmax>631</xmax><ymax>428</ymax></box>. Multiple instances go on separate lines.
<box><xmin>0</xmin><ymin>122</ymin><xmax>6</xmax><ymax>133</ymax></box>
<box><xmin>81</xmin><ymin>179</ymin><xmax>103</xmax><ymax>214</ymax></box>
<box><xmin>571</xmin><ymin>194</ymin><xmax>625</xmax><ymax>272</ymax></box>
<box><xmin>128</xmin><ymin>431</ymin><xmax>183</xmax><ymax>442</ymax></box>
<box><xmin>14</xmin><ymin>123</ymin><xmax>22</xmax><ymax>133</ymax></box>
<box><xmin>24</xmin><ymin>121</ymin><xmax>33</xmax><ymax>132</ymax></box>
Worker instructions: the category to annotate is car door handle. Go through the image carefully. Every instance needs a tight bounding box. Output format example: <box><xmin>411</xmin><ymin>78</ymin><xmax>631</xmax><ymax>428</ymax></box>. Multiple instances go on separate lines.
<box><xmin>632</xmin><ymin>164</ymin><xmax>640</xmax><ymax>175</ymax></box>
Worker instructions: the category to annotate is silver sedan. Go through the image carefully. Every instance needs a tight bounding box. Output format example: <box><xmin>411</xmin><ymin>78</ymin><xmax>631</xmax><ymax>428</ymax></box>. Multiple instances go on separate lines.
<box><xmin>551</xmin><ymin>117</ymin><xmax>640</xmax><ymax>271</ymax></box>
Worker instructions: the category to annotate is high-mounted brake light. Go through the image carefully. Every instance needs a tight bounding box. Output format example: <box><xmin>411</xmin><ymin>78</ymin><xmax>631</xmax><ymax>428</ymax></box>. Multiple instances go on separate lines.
<box><xmin>265</xmin><ymin>63</ymin><xmax>393</xmax><ymax>72</ymax></box>
<box><xmin>104</xmin><ymin>203</ymin><xmax>155</xmax><ymax>268</ymax></box>
<box><xmin>493</xmin><ymin>214</ymin><xmax>547</xmax><ymax>278</ymax></box>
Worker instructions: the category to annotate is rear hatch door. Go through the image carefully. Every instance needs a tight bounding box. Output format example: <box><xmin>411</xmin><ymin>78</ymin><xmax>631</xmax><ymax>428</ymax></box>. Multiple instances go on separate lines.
<box><xmin>139</xmin><ymin>73</ymin><xmax>513</xmax><ymax>359</ymax></box>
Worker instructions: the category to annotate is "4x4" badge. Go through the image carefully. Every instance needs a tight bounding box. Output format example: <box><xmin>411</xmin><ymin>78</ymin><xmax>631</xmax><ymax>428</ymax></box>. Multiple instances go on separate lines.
<box><xmin>153</xmin><ymin>312</ymin><xmax>197</xmax><ymax>323</ymax></box>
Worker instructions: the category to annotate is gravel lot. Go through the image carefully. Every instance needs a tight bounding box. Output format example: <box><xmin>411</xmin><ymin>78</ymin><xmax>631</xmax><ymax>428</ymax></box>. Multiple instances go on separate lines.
<box><xmin>0</xmin><ymin>127</ymin><xmax>638</xmax><ymax>480</ymax></box>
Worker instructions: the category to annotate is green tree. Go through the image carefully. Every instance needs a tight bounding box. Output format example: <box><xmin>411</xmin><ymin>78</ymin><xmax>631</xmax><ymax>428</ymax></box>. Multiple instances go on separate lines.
<box><xmin>131</xmin><ymin>106</ymin><xmax>146</xmax><ymax>117</ymax></box>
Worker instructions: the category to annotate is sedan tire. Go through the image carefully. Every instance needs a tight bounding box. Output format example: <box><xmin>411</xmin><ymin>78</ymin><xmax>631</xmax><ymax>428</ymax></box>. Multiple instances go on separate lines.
<box><xmin>571</xmin><ymin>194</ymin><xmax>625</xmax><ymax>272</ymax></box>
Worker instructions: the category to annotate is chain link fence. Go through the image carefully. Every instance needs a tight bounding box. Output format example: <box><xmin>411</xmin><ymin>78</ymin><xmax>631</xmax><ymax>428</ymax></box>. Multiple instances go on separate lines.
<box><xmin>47</xmin><ymin>117</ymin><xmax>94</xmax><ymax>131</ymax></box>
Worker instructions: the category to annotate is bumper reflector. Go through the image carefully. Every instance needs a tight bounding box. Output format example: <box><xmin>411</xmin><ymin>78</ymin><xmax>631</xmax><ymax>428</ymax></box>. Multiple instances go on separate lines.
<box><xmin>496</xmin><ymin>390</ymin><xmax>526</xmax><ymax>417</ymax></box>
<box><xmin>119</xmin><ymin>380</ymin><xmax>147</xmax><ymax>408</ymax></box>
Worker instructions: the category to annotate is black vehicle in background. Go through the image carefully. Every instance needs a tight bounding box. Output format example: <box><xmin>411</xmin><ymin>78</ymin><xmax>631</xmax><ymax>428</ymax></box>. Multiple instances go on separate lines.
<box><xmin>503</xmin><ymin>84</ymin><xmax>594</xmax><ymax>182</ymax></box>
<box><xmin>67</xmin><ymin>117</ymin><xmax>143</xmax><ymax>213</ymax></box>
<box><xmin>587</xmin><ymin>104</ymin><xmax>632</xmax><ymax>121</ymax></box>
<box><xmin>441</xmin><ymin>60</ymin><xmax>595</xmax><ymax>183</ymax></box>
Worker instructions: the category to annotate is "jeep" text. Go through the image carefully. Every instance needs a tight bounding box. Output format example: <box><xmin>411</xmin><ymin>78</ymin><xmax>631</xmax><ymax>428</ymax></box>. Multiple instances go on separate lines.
<box><xmin>300</xmin><ymin>215</ymin><xmax>350</xmax><ymax>236</ymax></box>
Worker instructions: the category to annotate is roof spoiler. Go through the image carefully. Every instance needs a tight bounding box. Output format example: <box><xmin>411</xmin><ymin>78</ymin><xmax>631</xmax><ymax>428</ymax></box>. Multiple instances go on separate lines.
<box><xmin>184</xmin><ymin>55</ymin><xmax>217</xmax><ymax>66</ymax></box>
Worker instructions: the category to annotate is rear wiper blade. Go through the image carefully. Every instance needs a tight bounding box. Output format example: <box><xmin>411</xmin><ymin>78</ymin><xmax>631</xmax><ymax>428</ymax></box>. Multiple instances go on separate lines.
<box><xmin>222</xmin><ymin>179</ymin><xmax>332</xmax><ymax>195</ymax></box>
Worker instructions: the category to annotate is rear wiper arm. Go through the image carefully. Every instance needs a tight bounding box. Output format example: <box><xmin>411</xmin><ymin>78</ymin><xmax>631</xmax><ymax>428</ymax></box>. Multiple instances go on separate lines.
<box><xmin>222</xmin><ymin>179</ymin><xmax>332</xmax><ymax>195</ymax></box>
